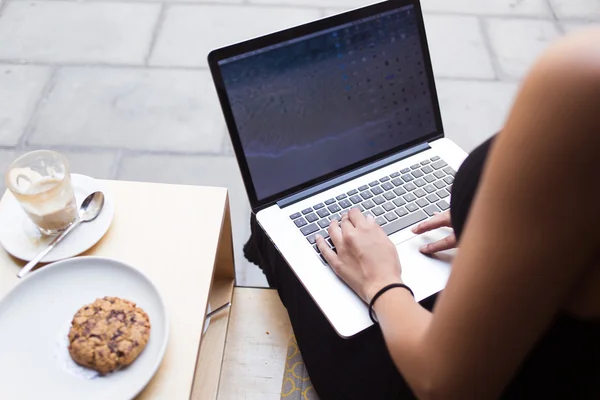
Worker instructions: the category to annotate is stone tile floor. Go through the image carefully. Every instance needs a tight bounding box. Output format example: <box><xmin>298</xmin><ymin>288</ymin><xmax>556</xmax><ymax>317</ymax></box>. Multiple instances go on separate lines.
<box><xmin>0</xmin><ymin>0</ymin><xmax>598</xmax><ymax>287</ymax></box>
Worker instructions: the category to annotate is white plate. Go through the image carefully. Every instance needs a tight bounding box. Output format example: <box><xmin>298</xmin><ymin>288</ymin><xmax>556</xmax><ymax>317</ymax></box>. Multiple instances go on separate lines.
<box><xmin>0</xmin><ymin>174</ymin><xmax>114</xmax><ymax>262</ymax></box>
<box><xmin>0</xmin><ymin>257</ymin><xmax>169</xmax><ymax>400</ymax></box>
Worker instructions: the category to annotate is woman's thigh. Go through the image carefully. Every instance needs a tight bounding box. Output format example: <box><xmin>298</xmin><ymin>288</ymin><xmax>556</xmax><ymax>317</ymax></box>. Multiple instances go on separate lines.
<box><xmin>248</xmin><ymin>214</ymin><xmax>431</xmax><ymax>399</ymax></box>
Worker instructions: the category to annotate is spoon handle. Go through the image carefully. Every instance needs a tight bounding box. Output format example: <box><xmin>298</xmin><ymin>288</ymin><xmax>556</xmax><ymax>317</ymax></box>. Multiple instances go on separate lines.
<box><xmin>17</xmin><ymin>219</ymin><xmax>82</xmax><ymax>279</ymax></box>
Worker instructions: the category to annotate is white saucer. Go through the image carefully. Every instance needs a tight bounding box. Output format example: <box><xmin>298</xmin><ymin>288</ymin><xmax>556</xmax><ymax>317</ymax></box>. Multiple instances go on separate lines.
<box><xmin>0</xmin><ymin>257</ymin><xmax>169</xmax><ymax>400</ymax></box>
<box><xmin>0</xmin><ymin>174</ymin><xmax>114</xmax><ymax>263</ymax></box>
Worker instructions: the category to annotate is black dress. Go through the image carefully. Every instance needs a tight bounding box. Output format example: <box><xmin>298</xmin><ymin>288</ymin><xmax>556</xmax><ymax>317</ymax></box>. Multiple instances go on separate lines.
<box><xmin>244</xmin><ymin>136</ymin><xmax>600</xmax><ymax>399</ymax></box>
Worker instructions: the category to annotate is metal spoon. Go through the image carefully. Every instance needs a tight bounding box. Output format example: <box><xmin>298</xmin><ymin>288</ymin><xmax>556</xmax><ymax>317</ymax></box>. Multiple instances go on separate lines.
<box><xmin>17</xmin><ymin>191</ymin><xmax>105</xmax><ymax>279</ymax></box>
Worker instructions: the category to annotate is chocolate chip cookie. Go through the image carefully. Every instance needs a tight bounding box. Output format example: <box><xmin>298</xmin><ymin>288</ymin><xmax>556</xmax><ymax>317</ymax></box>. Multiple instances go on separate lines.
<box><xmin>68</xmin><ymin>296</ymin><xmax>151</xmax><ymax>374</ymax></box>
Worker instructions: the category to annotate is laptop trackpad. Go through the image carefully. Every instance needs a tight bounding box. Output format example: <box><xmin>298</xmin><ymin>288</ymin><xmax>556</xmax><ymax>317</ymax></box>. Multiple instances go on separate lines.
<box><xmin>396</xmin><ymin>228</ymin><xmax>455</xmax><ymax>302</ymax></box>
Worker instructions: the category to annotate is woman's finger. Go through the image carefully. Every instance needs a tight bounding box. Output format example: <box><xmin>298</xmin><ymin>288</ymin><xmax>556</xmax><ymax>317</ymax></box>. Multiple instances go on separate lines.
<box><xmin>348</xmin><ymin>207</ymin><xmax>366</xmax><ymax>227</ymax></box>
<box><xmin>341</xmin><ymin>212</ymin><xmax>356</xmax><ymax>232</ymax></box>
<box><xmin>419</xmin><ymin>234</ymin><xmax>457</xmax><ymax>254</ymax></box>
<box><xmin>328</xmin><ymin>218</ymin><xmax>343</xmax><ymax>248</ymax></box>
<box><xmin>316</xmin><ymin>235</ymin><xmax>340</xmax><ymax>268</ymax></box>
<box><xmin>412</xmin><ymin>211</ymin><xmax>451</xmax><ymax>234</ymax></box>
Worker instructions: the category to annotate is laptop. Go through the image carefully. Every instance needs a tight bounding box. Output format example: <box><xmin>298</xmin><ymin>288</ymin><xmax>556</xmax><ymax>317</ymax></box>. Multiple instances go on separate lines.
<box><xmin>209</xmin><ymin>0</ymin><xmax>468</xmax><ymax>337</ymax></box>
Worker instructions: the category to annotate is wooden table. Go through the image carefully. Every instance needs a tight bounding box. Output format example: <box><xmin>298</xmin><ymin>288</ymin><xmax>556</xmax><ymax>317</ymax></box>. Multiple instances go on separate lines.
<box><xmin>0</xmin><ymin>180</ymin><xmax>236</xmax><ymax>399</ymax></box>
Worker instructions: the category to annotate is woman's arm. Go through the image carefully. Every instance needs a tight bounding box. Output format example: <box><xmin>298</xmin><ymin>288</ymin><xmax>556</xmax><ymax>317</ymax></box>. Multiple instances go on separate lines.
<box><xmin>320</xmin><ymin>29</ymin><xmax>600</xmax><ymax>399</ymax></box>
<box><xmin>380</xmin><ymin>30</ymin><xmax>600</xmax><ymax>399</ymax></box>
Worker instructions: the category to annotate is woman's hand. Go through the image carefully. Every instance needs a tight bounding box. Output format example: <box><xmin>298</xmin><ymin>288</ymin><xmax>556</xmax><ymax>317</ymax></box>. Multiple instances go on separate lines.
<box><xmin>411</xmin><ymin>210</ymin><xmax>457</xmax><ymax>254</ymax></box>
<box><xmin>315</xmin><ymin>209</ymin><xmax>402</xmax><ymax>303</ymax></box>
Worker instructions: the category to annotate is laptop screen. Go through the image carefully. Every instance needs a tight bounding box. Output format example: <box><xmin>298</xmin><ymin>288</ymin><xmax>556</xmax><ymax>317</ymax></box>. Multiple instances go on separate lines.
<box><xmin>217</xmin><ymin>3</ymin><xmax>441</xmax><ymax>203</ymax></box>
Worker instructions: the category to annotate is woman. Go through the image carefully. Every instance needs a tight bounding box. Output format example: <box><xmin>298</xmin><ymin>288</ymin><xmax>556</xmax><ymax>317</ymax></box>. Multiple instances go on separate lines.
<box><xmin>244</xmin><ymin>29</ymin><xmax>600</xmax><ymax>399</ymax></box>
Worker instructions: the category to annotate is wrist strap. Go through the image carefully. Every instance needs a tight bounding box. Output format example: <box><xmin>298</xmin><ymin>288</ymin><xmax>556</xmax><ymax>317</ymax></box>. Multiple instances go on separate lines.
<box><xmin>368</xmin><ymin>283</ymin><xmax>415</xmax><ymax>324</ymax></box>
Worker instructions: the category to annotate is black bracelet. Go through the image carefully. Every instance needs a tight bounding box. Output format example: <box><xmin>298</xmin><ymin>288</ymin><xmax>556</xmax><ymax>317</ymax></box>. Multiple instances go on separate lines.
<box><xmin>368</xmin><ymin>283</ymin><xmax>415</xmax><ymax>324</ymax></box>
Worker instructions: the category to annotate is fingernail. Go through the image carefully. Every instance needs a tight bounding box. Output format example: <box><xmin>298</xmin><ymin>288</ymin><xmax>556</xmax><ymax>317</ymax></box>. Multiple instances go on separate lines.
<box><xmin>412</xmin><ymin>226</ymin><xmax>419</xmax><ymax>233</ymax></box>
<box><xmin>419</xmin><ymin>245</ymin><xmax>427</xmax><ymax>252</ymax></box>
<box><xmin>366</xmin><ymin>214</ymin><xmax>374</xmax><ymax>220</ymax></box>
<box><xmin>315</xmin><ymin>234</ymin><xmax>322</xmax><ymax>240</ymax></box>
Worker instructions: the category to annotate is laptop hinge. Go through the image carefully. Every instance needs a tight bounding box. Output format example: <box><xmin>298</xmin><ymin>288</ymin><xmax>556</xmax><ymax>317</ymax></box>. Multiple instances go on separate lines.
<box><xmin>277</xmin><ymin>142</ymin><xmax>431</xmax><ymax>208</ymax></box>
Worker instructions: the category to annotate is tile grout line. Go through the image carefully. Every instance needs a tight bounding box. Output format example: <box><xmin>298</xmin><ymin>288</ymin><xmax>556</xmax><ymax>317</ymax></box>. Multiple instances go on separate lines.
<box><xmin>428</xmin><ymin>11</ymin><xmax>553</xmax><ymax>21</ymax></box>
<box><xmin>9</xmin><ymin>142</ymin><xmax>234</xmax><ymax>158</ymax></box>
<box><xmin>0</xmin><ymin>58</ymin><xmax>512</xmax><ymax>83</ymax></box>
<box><xmin>545</xmin><ymin>0</ymin><xmax>559</xmax><ymax>21</ymax></box>
<box><xmin>144</xmin><ymin>2</ymin><xmax>169</xmax><ymax>66</ymax></box>
<box><xmin>9</xmin><ymin>0</ymin><xmax>323</xmax><ymax>9</ymax></box>
<box><xmin>219</xmin><ymin>127</ymin><xmax>231</xmax><ymax>155</ymax></box>
<box><xmin>16</xmin><ymin>66</ymin><xmax>60</xmax><ymax>150</ymax></box>
<box><xmin>0</xmin><ymin>59</ymin><xmax>209</xmax><ymax>71</ymax></box>
<box><xmin>436</xmin><ymin>75</ymin><xmax>517</xmax><ymax>83</ymax></box>
<box><xmin>477</xmin><ymin>16</ymin><xmax>505</xmax><ymax>82</ymax></box>
<box><xmin>545</xmin><ymin>0</ymin><xmax>566</xmax><ymax>35</ymax></box>
<box><xmin>109</xmin><ymin>149</ymin><xmax>124</xmax><ymax>180</ymax></box>
<box><xmin>0</xmin><ymin>0</ymin><xmax>10</xmax><ymax>19</ymax></box>
<box><xmin>2</xmin><ymin>0</ymin><xmax>564</xmax><ymax>20</ymax></box>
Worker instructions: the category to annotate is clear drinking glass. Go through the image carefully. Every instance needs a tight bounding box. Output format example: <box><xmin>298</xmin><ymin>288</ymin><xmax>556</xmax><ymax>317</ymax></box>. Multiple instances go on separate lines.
<box><xmin>5</xmin><ymin>150</ymin><xmax>77</xmax><ymax>235</ymax></box>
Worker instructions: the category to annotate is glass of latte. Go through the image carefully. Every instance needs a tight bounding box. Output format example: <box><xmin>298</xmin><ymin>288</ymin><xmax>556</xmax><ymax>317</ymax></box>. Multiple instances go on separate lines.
<box><xmin>5</xmin><ymin>150</ymin><xmax>77</xmax><ymax>235</ymax></box>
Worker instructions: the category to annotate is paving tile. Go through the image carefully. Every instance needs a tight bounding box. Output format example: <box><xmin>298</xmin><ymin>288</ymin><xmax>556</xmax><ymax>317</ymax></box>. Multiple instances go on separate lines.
<box><xmin>550</xmin><ymin>0</ymin><xmax>600</xmax><ymax>20</ymax></box>
<box><xmin>252</xmin><ymin>0</ymin><xmax>375</xmax><ymax>7</ymax></box>
<box><xmin>0</xmin><ymin>149</ymin><xmax>116</xmax><ymax>195</ymax></box>
<box><xmin>0</xmin><ymin>2</ymin><xmax>160</xmax><ymax>64</ymax></box>
<box><xmin>0</xmin><ymin>65</ymin><xmax>51</xmax><ymax>146</ymax></box>
<box><xmin>421</xmin><ymin>0</ymin><xmax>550</xmax><ymax>16</ymax></box>
<box><xmin>486</xmin><ymin>18</ymin><xmax>562</xmax><ymax>79</ymax></box>
<box><xmin>561</xmin><ymin>21</ymin><xmax>600</xmax><ymax>34</ymax></box>
<box><xmin>436</xmin><ymin>79</ymin><xmax>519</xmax><ymax>152</ymax></box>
<box><xmin>222</xmin><ymin>129</ymin><xmax>236</xmax><ymax>156</ymax></box>
<box><xmin>325</xmin><ymin>0</ymin><xmax>550</xmax><ymax>17</ymax></box>
<box><xmin>0</xmin><ymin>150</ymin><xmax>20</xmax><ymax>196</ymax></box>
<box><xmin>27</xmin><ymin>68</ymin><xmax>225</xmax><ymax>153</ymax></box>
<box><xmin>150</xmin><ymin>5</ymin><xmax>321</xmax><ymax>68</ymax></box>
<box><xmin>158</xmin><ymin>0</ymin><xmax>243</xmax><ymax>2</ymax></box>
<box><xmin>62</xmin><ymin>151</ymin><xmax>117</xmax><ymax>180</ymax></box>
<box><xmin>118</xmin><ymin>154</ymin><xmax>268</xmax><ymax>287</ymax></box>
<box><xmin>423</xmin><ymin>15</ymin><xmax>495</xmax><ymax>79</ymax></box>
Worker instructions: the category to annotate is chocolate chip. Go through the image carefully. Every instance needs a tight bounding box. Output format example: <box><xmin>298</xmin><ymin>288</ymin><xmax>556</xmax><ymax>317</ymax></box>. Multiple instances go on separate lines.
<box><xmin>133</xmin><ymin>341</ymin><xmax>139</xmax><ymax>347</ymax></box>
<box><xmin>90</xmin><ymin>334</ymin><xmax>102</xmax><ymax>340</ymax></box>
<box><xmin>111</xmin><ymin>331</ymin><xmax>122</xmax><ymax>340</ymax></box>
<box><xmin>108</xmin><ymin>310</ymin><xmax>126</xmax><ymax>321</ymax></box>
<box><xmin>99</xmin><ymin>351</ymin><xmax>104</xmax><ymax>356</ymax></box>
<box><xmin>116</xmin><ymin>351</ymin><xmax>125</xmax><ymax>357</ymax></box>
<box><xmin>73</xmin><ymin>334</ymin><xmax>80</xmax><ymax>340</ymax></box>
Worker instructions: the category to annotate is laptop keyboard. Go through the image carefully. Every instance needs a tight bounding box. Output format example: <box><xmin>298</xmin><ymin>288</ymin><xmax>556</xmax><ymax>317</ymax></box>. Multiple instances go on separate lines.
<box><xmin>288</xmin><ymin>156</ymin><xmax>455</xmax><ymax>264</ymax></box>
